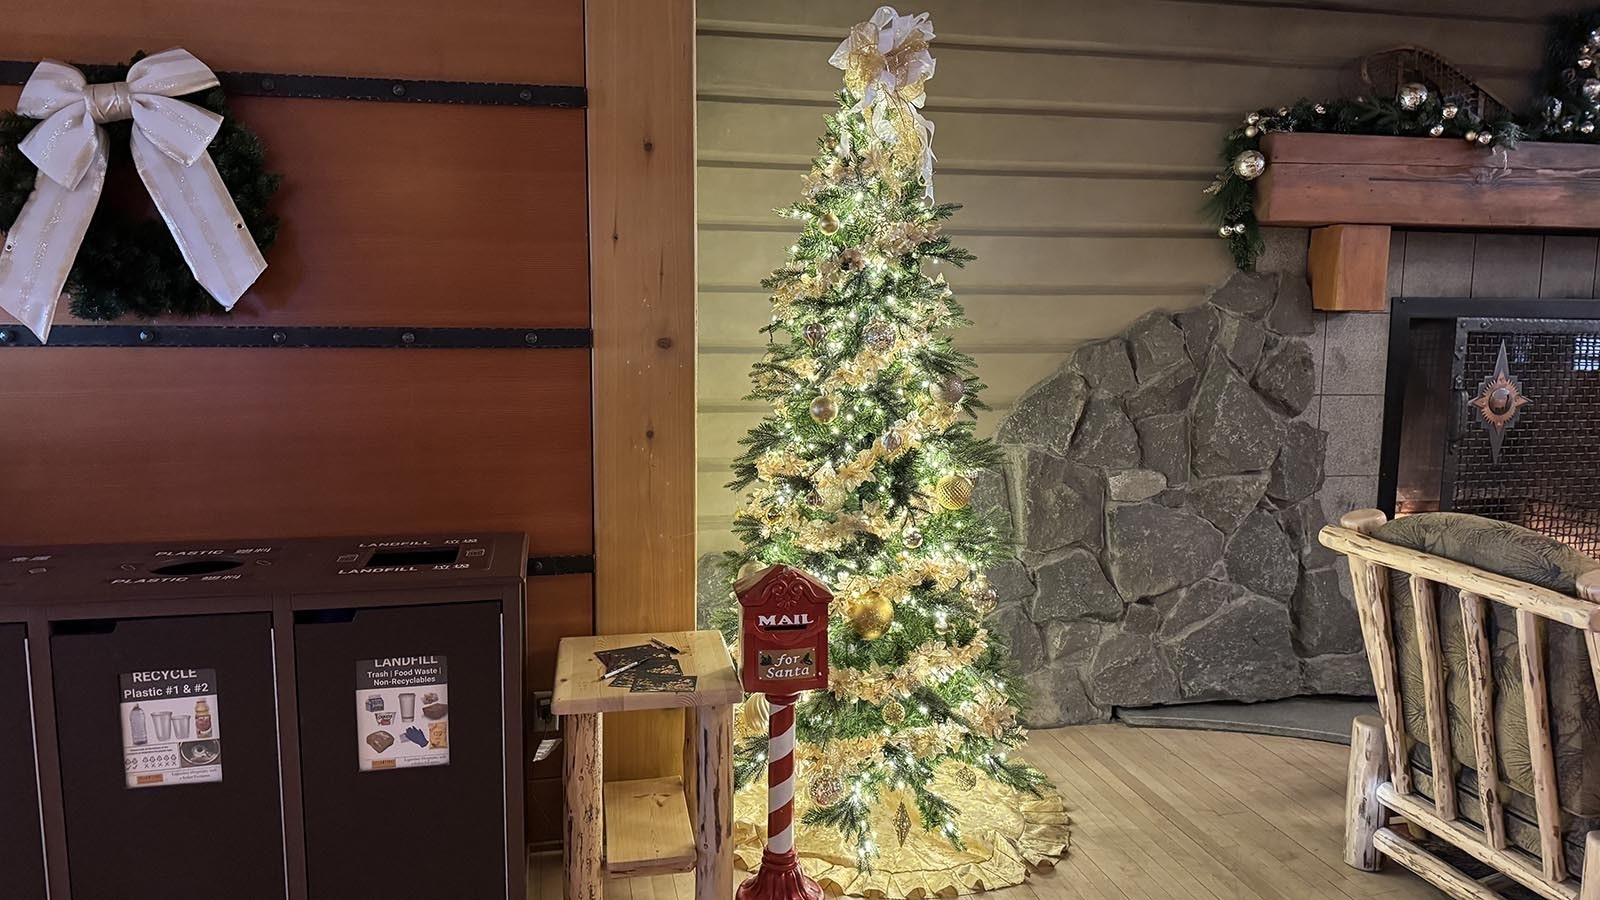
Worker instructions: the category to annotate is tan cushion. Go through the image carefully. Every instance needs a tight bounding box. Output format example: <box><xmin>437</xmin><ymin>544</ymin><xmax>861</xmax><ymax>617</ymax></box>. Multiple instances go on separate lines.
<box><xmin>1373</xmin><ymin>513</ymin><xmax>1600</xmax><ymax>818</ymax></box>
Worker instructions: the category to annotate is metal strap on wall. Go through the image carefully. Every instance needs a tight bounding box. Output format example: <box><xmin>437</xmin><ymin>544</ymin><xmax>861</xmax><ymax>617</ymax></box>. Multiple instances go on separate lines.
<box><xmin>527</xmin><ymin>556</ymin><xmax>594</xmax><ymax>577</ymax></box>
<box><xmin>0</xmin><ymin>325</ymin><xmax>591</xmax><ymax>350</ymax></box>
<box><xmin>0</xmin><ymin>60</ymin><xmax>585</xmax><ymax>108</ymax></box>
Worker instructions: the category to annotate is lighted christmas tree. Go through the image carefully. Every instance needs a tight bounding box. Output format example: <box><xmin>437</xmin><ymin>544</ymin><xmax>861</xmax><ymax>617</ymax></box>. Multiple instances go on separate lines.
<box><xmin>716</xmin><ymin>7</ymin><xmax>1066</xmax><ymax>888</ymax></box>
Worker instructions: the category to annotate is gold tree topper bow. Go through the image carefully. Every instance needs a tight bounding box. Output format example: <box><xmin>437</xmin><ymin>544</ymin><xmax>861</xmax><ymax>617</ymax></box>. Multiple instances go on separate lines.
<box><xmin>829</xmin><ymin>6</ymin><xmax>938</xmax><ymax>198</ymax></box>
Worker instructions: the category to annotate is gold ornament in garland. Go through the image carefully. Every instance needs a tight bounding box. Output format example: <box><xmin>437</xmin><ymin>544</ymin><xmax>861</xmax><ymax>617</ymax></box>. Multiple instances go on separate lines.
<box><xmin>952</xmin><ymin>763</ymin><xmax>979</xmax><ymax>791</ymax></box>
<box><xmin>802</xmin><ymin>322</ymin><xmax>826</xmax><ymax>346</ymax></box>
<box><xmin>849</xmin><ymin>590</ymin><xmax>895</xmax><ymax>640</ymax></box>
<box><xmin>819</xmin><ymin>211</ymin><xmax>841</xmax><ymax>234</ymax></box>
<box><xmin>895</xmin><ymin>801</ymin><xmax>913</xmax><ymax>846</ymax></box>
<box><xmin>863</xmin><ymin>320</ymin><xmax>896</xmax><ymax>351</ymax></box>
<box><xmin>809</xmin><ymin>768</ymin><xmax>847</xmax><ymax>807</ymax></box>
<box><xmin>902</xmin><ymin>527</ymin><xmax>924</xmax><ymax>549</ymax></box>
<box><xmin>882</xmin><ymin>698</ymin><xmax>907</xmax><ymax>726</ymax></box>
<box><xmin>933</xmin><ymin>473</ymin><xmax>974</xmax><ymax>510</ymax></box>
<box><xmin>809</xmin><ymin>395</ymin><xmax>839</xmax><ymax>424</ymax></box>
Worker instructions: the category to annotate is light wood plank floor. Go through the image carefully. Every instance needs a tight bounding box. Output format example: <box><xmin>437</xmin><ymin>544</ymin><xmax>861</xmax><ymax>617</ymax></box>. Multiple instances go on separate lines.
<box><xmin>529</xmin><ymin>723</ymin><xmax>1445</xmax><ymax>900</ymax></box>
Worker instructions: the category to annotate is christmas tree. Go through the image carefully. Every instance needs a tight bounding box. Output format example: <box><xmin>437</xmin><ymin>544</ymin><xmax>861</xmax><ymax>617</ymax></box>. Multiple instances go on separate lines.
<box><xmin>716</xmin><ymin>7</ymin><xmax>1058</xmax><ymax>876</ymax></box>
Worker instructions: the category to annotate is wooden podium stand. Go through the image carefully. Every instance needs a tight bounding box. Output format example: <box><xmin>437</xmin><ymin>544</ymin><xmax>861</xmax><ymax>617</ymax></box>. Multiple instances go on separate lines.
<box><xmin>552</xmin><ymin>630</ymin><xmax>742</xmax><ymax>900</ymax></box>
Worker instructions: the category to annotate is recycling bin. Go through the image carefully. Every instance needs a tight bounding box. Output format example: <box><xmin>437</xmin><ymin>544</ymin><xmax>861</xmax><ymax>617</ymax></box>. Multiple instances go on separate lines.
<box><xmin>50</xmin><ymin>612</ymin><xmax>286</xmax><ymax>900</ymax></box>
<box><xmin>0</xmin><ymin>622</ymin><xmax>48</xmax><ymax>900</ymax></box>
<box><xmin>295</xmin><ymin>600</ymin><xmax>511</xmax><ymax>900</ymax></box>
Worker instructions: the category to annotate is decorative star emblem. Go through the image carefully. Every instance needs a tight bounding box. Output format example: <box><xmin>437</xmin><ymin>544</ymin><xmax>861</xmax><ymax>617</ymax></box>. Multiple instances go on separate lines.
<box><xmin>1468</xmin><ymin>341</ymin><xmax>1530</xmax><ymax>463</ymax></box>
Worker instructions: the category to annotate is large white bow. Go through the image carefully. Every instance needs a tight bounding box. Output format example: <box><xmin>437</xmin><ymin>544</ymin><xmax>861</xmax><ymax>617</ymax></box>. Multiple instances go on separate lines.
<box><xmin>829</xmin><ymin>6</ymin><xmax>938</xmax><ymax>198</ymax></box>
<box><xmin>0</xmin><ymin>49</ymin><xmax>267</xmax><ymax>342</ymax></box>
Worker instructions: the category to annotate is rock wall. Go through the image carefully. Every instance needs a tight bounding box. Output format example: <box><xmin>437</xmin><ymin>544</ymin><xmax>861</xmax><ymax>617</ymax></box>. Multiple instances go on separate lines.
<box><xmin>987</xmin><ymin>269</ymin><xmax>1373</xmax><ymax>726</ymax></box>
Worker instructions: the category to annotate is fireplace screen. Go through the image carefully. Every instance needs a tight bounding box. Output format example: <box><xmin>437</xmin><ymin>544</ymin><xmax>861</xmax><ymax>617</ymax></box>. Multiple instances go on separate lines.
<box><xmin>1384</xmin><ymin>302</ymin><xmax>1600</xmax><ymax>557</ymax></box>
<box><xmin>1444</xmin><ymin>318</ymin><xmax>1600</xmax><ymax>554</ymax></box>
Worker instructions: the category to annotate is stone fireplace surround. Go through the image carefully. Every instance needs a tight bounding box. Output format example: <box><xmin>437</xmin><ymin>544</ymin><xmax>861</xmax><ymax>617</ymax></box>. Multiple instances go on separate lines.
<box><xmin>695</xmin><ymin>229</ymin><xmax>1600</xmax><ymax>728</ymax></box>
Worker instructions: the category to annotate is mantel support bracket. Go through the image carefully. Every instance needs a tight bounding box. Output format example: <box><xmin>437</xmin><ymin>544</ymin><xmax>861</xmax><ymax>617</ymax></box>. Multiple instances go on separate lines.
<box><xmin>1308</xmin><ymin>224</ymin><xmax>1391</xmax><ymax>312</ymax></box>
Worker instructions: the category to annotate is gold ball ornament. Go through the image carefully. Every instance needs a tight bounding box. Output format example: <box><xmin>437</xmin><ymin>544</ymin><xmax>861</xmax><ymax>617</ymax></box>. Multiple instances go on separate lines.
<box><xmin>953</xmin><ymin>763</ymin><xmax>979</xmax><ymax>791</ymax></box>
<box><xmin>1463</xmin><ymin>130</ymin><xmax>1479</xmax><ymax>143</ymax></box>
<box><xmin>1242</xmin><ymin>125</ymin><xmax>1259</xmax><ymax>138</ymax></box>
<box><xmin>1397</xmin><ymin>82</ymin><xmax>1429</xmax><ymax>110</ymax></box>
<box><xmin>1231</xmin><ymin>150</ymin><xmax>1267</xmax><ymax>181</ymax></box>
<box><xmin>934</xmin><ymin>376</ymin><xmax>966</xmax><ymax>404</ymax></box>
<box><xmin>933</xmin><ymin>473</ymin><xmax>974</xmax><ymax>511</ymax></box>
<box><xmin>882</xmin><ymin>699</ymin><xmax>907</xmax><ymax>726</ymax></box>
<box><xmin>809</xmin><ymin>395</ymin><xmax>838</xmax><ymax>424</ymax></box>
<box><xmin>802</xmin><ymin>322</ymin><xmax>826</xmax><ymax>346</ymax></box>
<box><xmin>739</xmin><ymin>693</ymin><xmax>771</xmax><ymax>734</ymax></box>
<box><xmin>808</xmin><ymin>768</ymin><xmax>847</xmax><ymax>807</ymax></box>
<box><xmin>819</xmin><ymin>212</ymin><xmax>841</xmax><ymax>235</ymax></box>
<box><xmin>849</xmin><ymin>591</ymin><xmax>895</xmax><ymax>640</ymax></box>
<box><xmin>863</xmin><ymin>321</ymin><xmax>896</xmax><ymax>351</ymax></box>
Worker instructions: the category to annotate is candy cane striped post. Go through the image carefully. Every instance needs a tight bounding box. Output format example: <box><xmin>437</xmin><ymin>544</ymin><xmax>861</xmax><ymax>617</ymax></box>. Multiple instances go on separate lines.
<box><xmin>736</xmin><ymin>692</ymin><xmax>823</xmax><ymax>900</ymax></box>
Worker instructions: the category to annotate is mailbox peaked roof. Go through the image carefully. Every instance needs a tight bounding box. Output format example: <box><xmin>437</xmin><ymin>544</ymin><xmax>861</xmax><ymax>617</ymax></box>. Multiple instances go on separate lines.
<box><xmin>733</xmin><ymin>564</ymin><xmax>832</xmax><ymax>608</ymax></box>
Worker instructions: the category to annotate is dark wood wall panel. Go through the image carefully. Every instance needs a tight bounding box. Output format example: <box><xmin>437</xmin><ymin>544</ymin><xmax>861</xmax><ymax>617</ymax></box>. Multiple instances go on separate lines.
<box><xmin>0</xmin><ymin>349</ymin><xmax>594</xmax><ymax>553</ymax></box>
<box><xmin>0</xmin><ymin>92</ymin><xmax>590</xmax><ymax>329</ymax></box>
<box><xmin>0</xmin><ymin>0</ymin><xmax>584</xmax><ymax>84</ymax></box>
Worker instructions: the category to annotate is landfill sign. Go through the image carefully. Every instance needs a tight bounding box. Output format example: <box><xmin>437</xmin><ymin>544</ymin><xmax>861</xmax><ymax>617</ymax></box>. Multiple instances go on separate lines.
<box><xmin>356</xmin><ymin>656</ymin><xmax>450</xmax><ymax>771</ymax></box>
<box><xmin>119</xmin><ymin>668</ymin><xmax>222</xmax><ymax>788</ymax></box>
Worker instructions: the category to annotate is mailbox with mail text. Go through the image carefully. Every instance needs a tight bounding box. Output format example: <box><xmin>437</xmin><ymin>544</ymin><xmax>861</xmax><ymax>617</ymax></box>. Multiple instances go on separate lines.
<box><xmin>734</xmin><ymin>564</ymin><xmax>832</xmax><ymax>694</ymax></box>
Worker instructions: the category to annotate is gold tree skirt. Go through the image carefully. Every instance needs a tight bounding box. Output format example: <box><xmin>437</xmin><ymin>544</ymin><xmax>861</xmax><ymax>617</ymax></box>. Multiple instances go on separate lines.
<box><xmin>732</xmin><ymin>762</ymin><xmax>1070</xmax><ymax>899</ymax></box>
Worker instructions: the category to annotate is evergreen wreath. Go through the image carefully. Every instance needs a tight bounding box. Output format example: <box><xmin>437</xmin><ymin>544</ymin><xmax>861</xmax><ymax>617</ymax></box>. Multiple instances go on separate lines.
<box><xmin>0</xmin><ymin>58</ymin><xmax>279</xmax><ymax>321</ymax></box>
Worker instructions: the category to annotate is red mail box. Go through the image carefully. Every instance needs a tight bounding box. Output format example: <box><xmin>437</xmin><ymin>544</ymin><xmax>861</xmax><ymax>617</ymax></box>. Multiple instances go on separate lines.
<box><xmin>734</xmin><ymin>565</ymin><xmax>832</xmax><ymax>694</ymax></box>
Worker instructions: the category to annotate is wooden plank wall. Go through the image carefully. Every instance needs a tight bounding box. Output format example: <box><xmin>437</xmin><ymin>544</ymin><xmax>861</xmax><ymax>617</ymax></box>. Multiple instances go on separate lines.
<box><xmin>695</xmin><ymin>0</ymin><xmax>1566</xmax><ymax>552</ymax></box>
<box><xmin>0</xmin><ymin>0</ymin><xmax>590</xmax><ymax>844</ymax></box>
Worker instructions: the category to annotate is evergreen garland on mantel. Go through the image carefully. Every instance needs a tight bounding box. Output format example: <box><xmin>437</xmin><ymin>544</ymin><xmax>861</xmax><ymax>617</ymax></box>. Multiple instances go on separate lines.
<box><xmin>1212</xmin><ymin>10</ymin><xmax>1600</xmax><ymax>270</ymax></box>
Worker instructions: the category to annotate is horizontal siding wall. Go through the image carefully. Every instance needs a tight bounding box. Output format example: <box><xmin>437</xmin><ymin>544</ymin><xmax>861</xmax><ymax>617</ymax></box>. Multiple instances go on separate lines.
<box><xmin>696</xmin><ymin>0</ymin><xmax>1566</xmax><ymax>551</ymax></box>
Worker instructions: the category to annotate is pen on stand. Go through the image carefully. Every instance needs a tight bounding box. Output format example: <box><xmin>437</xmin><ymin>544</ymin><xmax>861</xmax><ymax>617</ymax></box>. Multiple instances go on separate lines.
<box><xmin>600</xmin><ymin>658</ymin><xmax>645</xmax><ymax>681</ymax></box>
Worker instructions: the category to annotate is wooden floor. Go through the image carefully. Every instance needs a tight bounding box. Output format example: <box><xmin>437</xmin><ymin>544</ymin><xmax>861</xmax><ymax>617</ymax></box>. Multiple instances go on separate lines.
<box><xmin>529</xmin><ymin>723</ymin><xmax>1445</xmax><ymax>900</ymax></box>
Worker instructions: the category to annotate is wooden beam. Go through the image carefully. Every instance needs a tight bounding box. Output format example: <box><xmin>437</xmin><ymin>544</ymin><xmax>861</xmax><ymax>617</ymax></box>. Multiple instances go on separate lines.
<box><xmin>1517</xmin><ymin>609</ymin><xmax>1567</xmax><ymax>881</ymax></box>
<box><xmin>1373</xmin><ymin>827</ymin><xmax>1503</xmax><ymax>900</ymax></box>
<box><xmin>1345</xmin><ymin>714</ymin><xmax>1390</xmax><ymax>871</ymax></box>
<box><xmin>1338</xmin><ymin>510</ymin><xmax>1410</xmax><ymax>796</ymax></box>
<box><xmin>1256</xmin><ymin>132</ymin><xmax>1600</xmax><ymax>229</ymax></box>
<box><xmin>1410</xmin><ymin>575</ymin><xmax>1458</xmax><ymax>821</ymax></box>
<box><xmin>1308</xmin><ymin>224</ymin><xmax>1390</xmax><ymax>312</ymax></box>
<box><xmin>586</xmin><ymin>0</ymin><xmax>698</xmax><ymax>781</ymax></box>
<box><xmin>1381</xmin><ymin>784</ymin><xmax>1578</xmax><ymax>900</ymax></box>
<box><xmin>1460</xmin><ymin>591</ymin><xmax>1507</xmax><ymax>851</ymax></box>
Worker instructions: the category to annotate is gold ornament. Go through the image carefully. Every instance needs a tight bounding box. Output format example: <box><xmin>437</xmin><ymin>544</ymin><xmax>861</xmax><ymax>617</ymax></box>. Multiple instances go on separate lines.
<box><xmin>934</xmin><ymin>375</ymin><xmax>965</xmax><ymax>404</ymax></box>
<box><xmin>808</xmin><ymin>768</ymin><xmax>847</xmax><ymax>807</ymax></box>
<box><xmin>953</xmin><ymin>764</ymin><xmax>979</xmax><ymax>791</ymax></box>
<box><xmin>933</xmin><ymin>473</ymin><xmax>974</xmax><ymax>510</ymax></box>
<box><xmin>740</xmin><ymin>693</ymin><xmax>771</xmax><ymax>733</ymax></box>
<box><xmin>1464</xmin><ymin>129</ymin><xmax>1479</xmax><ymax>143</ymax></box>
<box><xmin>1242</xmin><ymin>124</ymin><xmax>1259</xmax><ymax>138</ymax></box>
<box><xmin>850</xmin><ymin>590</ymin><xmax>895</xmax><ymax>640</ymax></box>
<box><xmin>1231</xmin><ymin>150</ymin><xmax>1267</xmax><ymax>180</ymax></box>
<box><xmin>819</xmin><ymin>211</ymin><xmax>841</xmax><ymax>235</ymax></box>
<box><xmin>802</xmin><ymin>322</ymin><xmax>826</xmax><ymax>346</ymax></box>
<box><xmin>809</xmin><ymin>395</ymin><xmax>839</xmax><ymax>424</ymax></box>
<box><xmin>864</xmin><ymin>321</ymin><xmax>896</xmax><ymax>351</ymax></box>
<box><xmin>903</xmin><ymin>528</ymin><xmax>924</xmax><ymax>549</ymax></box>
<box><xmin>1397</xmin><ymin>82</ymin><xmax>1429</xmax><ymax>110</ymax></box>
<box><xmin>882</xmin><ymin>698</ymin><xmax>907</xmax><ymax>726</ymax></box>
<box><xmin>895</xmin><ymin>801</ymin><xmax>913</xmax><ymax>846</ymax></box>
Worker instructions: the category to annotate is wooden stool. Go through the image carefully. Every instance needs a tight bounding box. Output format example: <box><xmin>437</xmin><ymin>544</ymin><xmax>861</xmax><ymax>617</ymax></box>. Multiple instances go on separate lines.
<box><xmin>552</xmin><ymin>630</ymin><xmax>742</xmax><ymax>900</ymax></box>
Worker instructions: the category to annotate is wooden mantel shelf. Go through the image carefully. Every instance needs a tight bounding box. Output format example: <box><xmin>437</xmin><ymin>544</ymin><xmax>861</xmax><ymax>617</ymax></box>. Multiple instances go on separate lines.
<box><xmin>1254</xmin><ymin>132</ymin><xmax>1600</xmax><ymax>311</ymax></box>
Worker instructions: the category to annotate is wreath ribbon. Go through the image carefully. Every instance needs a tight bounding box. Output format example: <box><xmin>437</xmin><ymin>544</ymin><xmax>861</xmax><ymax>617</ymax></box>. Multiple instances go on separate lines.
<box><xmin>0</xmin><ymin>49</ymin><xmax>267</xmax><ymax>342</ymax></box>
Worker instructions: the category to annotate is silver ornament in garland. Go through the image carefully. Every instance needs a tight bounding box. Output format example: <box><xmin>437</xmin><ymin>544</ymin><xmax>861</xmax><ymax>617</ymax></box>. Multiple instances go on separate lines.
<box><xmin>864</xmin><ymin>320</ymin><xmax>896</xmax><ymax>351</ymax></box>
<box><xmin>934</xmin><ymin>376</ymin><xmax>966</xmax><ymax>404</ymax></box>
<box><xmin>1218</xmin><ymin>225</ymin><xmax>1234</xmax><ymax>238</ymax></box>
<box><xmin>1584</xmin><ymin>79</ymin><xmax>1600</xmax><ymax>102</ymax></box>
<box><xmin>1397</xmin><ymin>82</ymin><xmax>1429</xmax><ymax>110</ymax></box>
<box><xmin>1428</xmin><ymin>124</ymin><xmax>1445</xmax><ymax>137</ymax></box>
<box><xmin>1231</xmin><ymin>150</ymin><xmax>1267</xmax><ymax>181</ymax></box>
<box><xmin>1546</xmin><ymin>97</ymin><xmax>1565</xmax><ymax>120</ymax></box>
<box><xmin>1476</xmin><ymin>131</ymin><xmax>1493</xmax><ymax>146</ymax></box>
<box><xmin>1584</xmin><ymin>122</ymin><xmax>1597</xmax><ymax>135</ymax></box>
<box><xmin>1441</xmin><ymin>103</ymin><xmax>1459</xmax><ymax>120</ymax></box>
<box><xmin>879</xmin><ymin>429</ymin><xmax>904</xmax><ymax>453</ymax></box>
<box><xmin>903</xmin><ymin>528</ymin><xmax>924</xmax><ymax>549</ymax></box>
<box><xmin>802</xmin><ymin>322</ymin><xmax>826</xmax><ymax>346</ymax></box>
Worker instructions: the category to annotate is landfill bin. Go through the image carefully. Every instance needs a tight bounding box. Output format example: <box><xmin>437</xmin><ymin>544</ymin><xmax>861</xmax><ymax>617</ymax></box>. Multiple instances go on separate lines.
<box><xmin>50</xmin><ymin>612</ymin><xmax>286</xmax><ymax>900</ymax></box>
<box><xmin>295</xmin><ymin>600</ymin><xmax>509</xmax><ymax>900</ymax></box>
<box><xmin>1</xmin><ymin>622</ymin><xmax>48</xmax><ymax>900</ymax></box>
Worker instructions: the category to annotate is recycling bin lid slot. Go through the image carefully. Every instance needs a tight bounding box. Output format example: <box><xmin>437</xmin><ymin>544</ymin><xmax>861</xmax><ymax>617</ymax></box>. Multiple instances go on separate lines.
<box><xmin>295</xmin><ymin>608</ymin><xmax>358</xmax><ymax>625</ymax></box>
<box><xmin>148</xmin><ymin>558</ymin><xmax>245</xmax><ymax>577</ymax></box>
<box><xmin>363</xmin><ymin>547</ymin><xmax>459</xmax><ymax>567</ymax></box>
